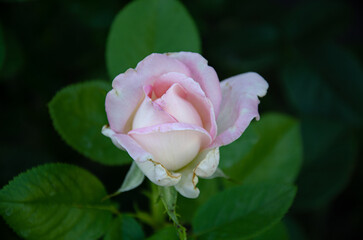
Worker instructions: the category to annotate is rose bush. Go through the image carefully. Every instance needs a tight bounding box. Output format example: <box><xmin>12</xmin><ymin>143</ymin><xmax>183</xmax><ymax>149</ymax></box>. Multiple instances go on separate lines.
<box><xmin>102</xmin><ymin>52</ymin><xmax>268</xmax><ymax>198</ymax></box>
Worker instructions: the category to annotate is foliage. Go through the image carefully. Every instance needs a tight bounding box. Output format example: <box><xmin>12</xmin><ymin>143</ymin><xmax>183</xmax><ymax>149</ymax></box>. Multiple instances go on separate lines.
<box><xmin>49</xmin><ymin>81</ymin><xmax>132</xmax><ymax>165</ymax></box>
<box><xmin>0</xmin><ymin>0</ymin><xmax>362</xmax><ymax>239</ymax></box>
<box><xmin>0</xmin><ymin>164</ymin><xmax>113</xmax><ymax>240</ymax></box>
<box><xmin>106</xmin><ymin>0</ymin><xmax>200</xmax><ymax>78</ymax></box>
<box><xmin>192</xmin><ymin>183</ymin><xmax>296</xmax><ymax>239</ymax></box>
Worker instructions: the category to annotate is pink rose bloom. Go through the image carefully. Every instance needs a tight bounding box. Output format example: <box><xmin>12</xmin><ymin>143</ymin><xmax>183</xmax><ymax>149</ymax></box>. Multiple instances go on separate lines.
<box><xmin>102</xmin><ymin>52</ymin><xmax>268</xmax><ymax>198</ymax></box>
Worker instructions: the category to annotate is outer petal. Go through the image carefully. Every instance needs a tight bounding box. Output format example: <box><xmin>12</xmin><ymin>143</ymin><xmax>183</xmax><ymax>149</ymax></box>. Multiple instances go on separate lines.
<box><xmin>105</xmin><ymin>70</ymin><xmax>141</xmax><ymax>133</ymax></box>
<box><xmin>129</xmin><ymin>123</ymin><xmax>212</xmax><ymax>171</ymax></box>
<box><xmin>102</xmin><ymin>125</ymin><xmax>181</xmax><ymax>186</ymax></box>
<box><xmin>153</xmin><ymin>72</ymin><xmax>217</xmax><ymax>140</ymax></box>
<box><xmin>169</xmin><ymin>52</ymin><xmax>222</xmax><ymax>116</ymax></box>
<box><xmin>107</xmin><ymin>54</ymin><xmax>190</xmax><ymax>133</ymax></box>
<box><xmin>211</xmin><ymin>72</ymin><xmax>268</xmax><ymax>148</ymax></box>
<box><xmin>194</xmin><ymin>147</ymin><xmax>220</xmax><ymax>178</ymax></box>
<box><xmin>102</xmin><ymin>125</ymin><xmax>125</xmax><ymax>151</ymax></box>
<box><xmin>174</xmin><ymin>167</ymin><xmax>199</xmax><ymax>198</ymax></box>
<box><xmin>136</xmin><ymin>160</ymin><xmax>181</xmax><ymax>186</ymax></box>
<box><xmin>175</xmin><ymin>148</ymin><xmax>219</xmax><ymax>198</ymax></box>
<box><xmin>134</xmin><ymin>53</ymin><xmax>191</xmax><ymax>86</ymax></box>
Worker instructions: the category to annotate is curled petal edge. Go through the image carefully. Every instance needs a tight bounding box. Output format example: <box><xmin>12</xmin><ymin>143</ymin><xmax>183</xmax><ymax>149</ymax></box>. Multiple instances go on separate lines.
<box><xmin>211</xmin><ymin>72</ymin><xmax>268</xmax><ymax>148</ymax></box>
<box><xmin>175</xmin><ymin>148</ymin><xmax>219</xmax><ymax>198</ymax></box>
<box><xmin>135</xmin><ymin>159</ymin><xmax>181</xmax><ymax>187</ymax></box>
<box><xmin>168</xmin><ymin>52</ymin><xmax>222</xmax><ymax>117</ymax></box>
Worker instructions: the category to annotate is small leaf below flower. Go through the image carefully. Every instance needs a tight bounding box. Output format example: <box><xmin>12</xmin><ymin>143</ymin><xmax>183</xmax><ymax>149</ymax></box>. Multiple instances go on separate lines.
<box><xmin>158</xmin><ymin>186</ymin><xmax>187</xmax><ymax>240</ymax></box>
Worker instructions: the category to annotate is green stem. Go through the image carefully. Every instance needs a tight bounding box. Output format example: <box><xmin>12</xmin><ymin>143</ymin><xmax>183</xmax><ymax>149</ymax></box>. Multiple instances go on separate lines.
<box><xmin>158</xmin><ymin>186</ymin><xmax>187</xmax><ymax>240</ymax></box>
<box><xmin>150</xmin><ymin>182</ymin><xmax>166</xmax><ymax>229</ymax></box>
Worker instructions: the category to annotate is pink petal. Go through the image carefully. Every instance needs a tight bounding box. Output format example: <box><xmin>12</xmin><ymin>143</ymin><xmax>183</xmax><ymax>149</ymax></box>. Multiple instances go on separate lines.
<box><xmin>102</xmin><ymin>125</ymin><xmax>181</xmax><ymax>186</ymax></box>
<box><xmin>129</xmin><ymin>123</ymin><xmax>212</xmax><ymax>171</ymax></box>
<box><xmin>106</xmin><ymin>69</ymin><xmax>141</xmax><ymax>133</ymax></box>
<box><xmin>194</xmin><ymin>147</ymin><xmax>220</xmax><ymax>178</ymax></box>
<box><xmin>169</xmin><ymin>52</ymin><xmax>222</xmax><ymax>116</ymax></box>
<box><xmin>136</xmin><ymin>53</ymin><xmax>190</xmax><ymax>83</ymax></box>
<box><xmin>153</xmin><ymin>72</ymin><xmax>217</xmax><ymax>139</ymax></box>
<box><xmin>107</xmin><ymin>54</ymin><xmax>190</xmax><ymax>133</ymax></box>
<box><xmin>132</xmin><ymin>86</ymin><xmax>177</xmax><ymax>129</ymax></box>
<box><xmin>155</xmin><ymin>83</ymin><xmax>203</xmax><ymax>128</ymax></box>
<box><xmin>211</xmin><ymin>72</ymin><xmax>268</xmax><ymax>148</ymax></box>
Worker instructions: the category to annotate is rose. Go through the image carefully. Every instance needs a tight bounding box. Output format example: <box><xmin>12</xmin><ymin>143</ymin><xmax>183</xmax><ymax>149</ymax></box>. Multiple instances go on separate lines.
<box><xmin>102</xmin><ymin>52</ymin><xmax>268</xmax><ymax>198</ymax></box>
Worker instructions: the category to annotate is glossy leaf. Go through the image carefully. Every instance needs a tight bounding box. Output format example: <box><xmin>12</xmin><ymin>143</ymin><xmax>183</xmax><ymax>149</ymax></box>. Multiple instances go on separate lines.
<box><xmin>177</xmin><ymin>177</ymin><xmax>222</xmax><ymax>224</ymax></box>
<box><xmin>0</xmin><ymin>163</ymin><xmax>114</xmax><ymax>240</ymax></box>
<box><xmin>253</xmin><ymin>222</ymin><xmax>289</xmax><ymax>240</ymax></box>
<box><xmin>104</xmin><ymin>215</ymin><xmax>144</xmax><ymax>240</ymax></box>
<box><xmin>220</xmin><ymin>113</ymin><xmax>302</xmax><ymax>185</ymax></box>
<box><xmin>179</xmin><ymin>113</ymin><xmax>302</xmax><ymax>224</ymax></box>
<box><xmin>49</xmin><ymin>81</ymin><xmax>132</xmax><ymax>165</ymax></box>
<box><xmin>192</xmin><ymin>183</ymin><xmax>296</xmax><ymax>240</ymax></box>
<box><xmin>147</xmin><ymin>226</ymin><xmax>178</xmax><ymax>240</ymax></box>
<box><xmin>106</xmin><ymin>0</ymin><xmax>201</xmax><ymax>78</ymax></box>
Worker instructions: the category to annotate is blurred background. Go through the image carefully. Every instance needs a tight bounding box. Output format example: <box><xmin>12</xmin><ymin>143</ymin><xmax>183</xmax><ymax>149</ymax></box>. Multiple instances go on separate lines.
<box><xmin>0</xmin><ymin>0</ymin><xmax>362</xmax><ymax>239</ymax></box>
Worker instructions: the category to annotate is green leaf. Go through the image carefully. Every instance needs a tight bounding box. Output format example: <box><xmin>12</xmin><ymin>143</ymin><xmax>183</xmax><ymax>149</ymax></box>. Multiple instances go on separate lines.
<box><xmin>180</xmin><ymin>113</ymin><xmax>301</xmax><ymax>224</ymax></box>
<box><xmin>293</xmin><ymin>118</ymin><xmax>357</xmax><ymax>210</ymax></box>
<box><xmin>119</xmin><ymin>162</ymin><xmax>145</xmax><ymax>193</ymax></box>
<box><xmin>192</xmin><ymin>183</ymin><xmax>296</xmax><ymax>240</ymax></box>
<box><xmin>104</xmin><ymin>215</ymin><xmax>145</xmax><ymax>240</ymax></box>
<box><xmin>252</xmin><ymin>222</ymin><xmax>289</xmax><ymax>240</ymax></box>
<box><xmin>147</xmin><ymin>226</ymin><xmax>178</xmax><ymax>240</ymax></box>
<box><xmin>49</xmin><ymin>81</ymin><xmax>132</xmax><ymax>165</ymax></box>
<box><xmin>220</xmin><ymin>113</ymin><xmax>302</xmax><ymax>185</ymax></box>
<box><xmin>106</xmin><ymin>0</ymin><xmax>201</xmax><ymax>78</ymax></box>
<box><xmin>178</xmin><ymin>177</ymin><xmax>222</xmax><ymax>224</ymax></box>
<box><xmin>106</xmin><ymin>162</ymin><xmax>145</xmax><ymax>199</ymax></box>
<box><xmin>158</xmin><ymin>186</ymin><xmax>186</xmax><ymax>240</ymax></box>
<box><xmin>158</xmin><ymin>186</ymin><xmax>178</xmax><ymax>223</ymax></box>
<box><xmin>0</xmin><ymin>163</ymin><xmax>114</xmax><ymax>240</ymax></box>
<box><xmin>219</xmin><ymin>124</ymin><xmax>260</xmax><ymax>170</ymax></box>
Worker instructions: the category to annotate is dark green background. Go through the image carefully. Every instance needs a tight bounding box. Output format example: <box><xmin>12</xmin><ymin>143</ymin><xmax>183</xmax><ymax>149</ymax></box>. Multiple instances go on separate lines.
<box><xmin>0</xmin><ymin>0</ymin><xmax>362</xmax><ymax>239</ymax></box>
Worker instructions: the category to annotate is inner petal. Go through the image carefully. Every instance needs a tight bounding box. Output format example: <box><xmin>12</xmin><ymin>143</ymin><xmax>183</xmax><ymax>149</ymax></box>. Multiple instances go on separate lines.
<box><xmin>153</xmin><ymin>72</ymin><xmax>217</xmax><ymax>140</ymax></box>
<box><xmin>132</xmin><ymin>86</ymin><xmax>176</xmax><ymax>129</ymax></box>
<box><xmin>155</xmin><ymin>83</ymin><xmax>203</xmax><ymax>128</ymax></box>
